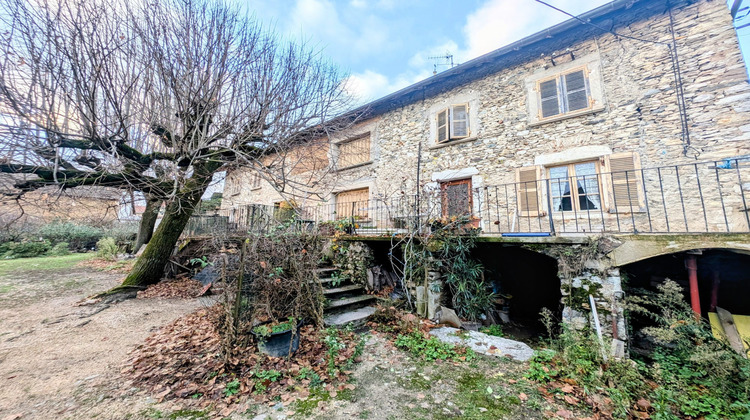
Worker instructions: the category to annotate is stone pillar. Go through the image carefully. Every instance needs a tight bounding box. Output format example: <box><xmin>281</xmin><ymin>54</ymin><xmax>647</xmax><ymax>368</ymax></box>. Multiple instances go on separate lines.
<box><xmin>560</xmin><ymin>265</ymin><xmax>627</xmax><ymax>357</ymax></box>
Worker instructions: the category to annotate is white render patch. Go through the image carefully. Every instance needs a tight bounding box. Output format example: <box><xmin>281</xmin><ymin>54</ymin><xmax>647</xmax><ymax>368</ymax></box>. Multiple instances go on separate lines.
<box><xmin>534</xmin><ymin>145</ymin><xmax>612</xmax><ymax>166</ymax></box>
<box><xmin>429</xmin><ymin>327</ymin><xmax>535</xmax><ymax>362</ymax></box>
<box><xmin>430</xmin><ymin>167</ymin><xmax>480</xmax><ymax>182</ymax></box>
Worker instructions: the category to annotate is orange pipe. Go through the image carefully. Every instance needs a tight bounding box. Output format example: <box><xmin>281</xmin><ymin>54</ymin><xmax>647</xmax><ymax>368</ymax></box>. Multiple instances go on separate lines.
<box><xmin>685</xmin><ymin>255</ymin><xmax>701</xmax><ymax>317</ymax></box>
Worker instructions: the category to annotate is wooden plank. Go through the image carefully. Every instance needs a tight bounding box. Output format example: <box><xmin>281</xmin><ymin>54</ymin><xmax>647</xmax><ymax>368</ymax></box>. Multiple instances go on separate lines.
<box><xmin>716</xmin><ymin>307</ymin><xmax>747</xmax><ymax>358</ymax></box>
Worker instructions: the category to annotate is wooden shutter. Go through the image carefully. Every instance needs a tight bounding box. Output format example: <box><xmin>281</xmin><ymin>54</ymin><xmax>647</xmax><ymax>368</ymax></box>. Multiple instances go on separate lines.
<box><xmin>539</xmin><ymin>79</ymin><xmax>560</xmax><ymax>118</ymax></box>
<box><xmin>336</xmin><ymin>188</ymin><xmax>369</xmax><ymax>219</ymax></box>
<box><xmin>604</xmin><ymin>152</ymin><xmax>644</xmax><ymax>213</ymax></box>
<box><xmin>338</xmin><ymin>135</ymin><xmax>370</xmax><ymax>168</ymax></box>
<box><xmin>564</xmin><ymin>70</ymin><xmax>588</xmax><ymax>112</ymax></box>
<box><xmin>436</xmin><ymin>109</ymin><xmax>448</xmax><ymax>143</ymax></box>
<box><xmin>516</xmin><ymin>166</ymin><xmax>546</xmax><ymax>217</ymax></box>
<box><xmin>450</xmin><ymin>104</ymin><xmax>469</xmax><ymax>139</ymax></box>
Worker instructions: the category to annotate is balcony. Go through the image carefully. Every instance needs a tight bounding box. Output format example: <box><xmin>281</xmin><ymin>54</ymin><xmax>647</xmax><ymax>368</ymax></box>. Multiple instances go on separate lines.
<box><xmin>186</xmin><ymin>158</ymin><xmax>750</xmax><ymax>238</ymax></box>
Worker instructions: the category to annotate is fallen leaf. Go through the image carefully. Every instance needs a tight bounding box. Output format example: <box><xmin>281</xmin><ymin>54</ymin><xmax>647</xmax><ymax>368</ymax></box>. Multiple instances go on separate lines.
<box><xmin>519</xmin><ymin>393</ymin><xmax>528</xmax><ymax>401</ymax></box>
<box><xmin>555</xmin><ymin>409</ymin><xmax>574</xmax><ymax>418</ymax></box>
<box><xmin>559</xmin><ymin>384</ymin><xmax>575</xmax><ymax>393</ymax></box>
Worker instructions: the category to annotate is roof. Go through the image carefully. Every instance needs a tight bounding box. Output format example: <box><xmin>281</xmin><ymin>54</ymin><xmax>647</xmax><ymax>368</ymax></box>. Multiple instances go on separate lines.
<box><xmin>349</xmin><ymin>0</ymin><xmax>678</xmax><ymax>120</ymax></box>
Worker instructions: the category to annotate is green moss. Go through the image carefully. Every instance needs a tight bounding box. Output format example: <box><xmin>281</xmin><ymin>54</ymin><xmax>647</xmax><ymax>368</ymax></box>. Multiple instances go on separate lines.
<box><xmin>293</xmin><ymin>387</ymin><xmax>331</xmax><ymax>416</ymax></box>
<box><xmin>451</xmin><ymin>372</ymin><xmax>519</xmax><ymax>419</ymax></box>
<box><xmin>396</xmin><ymin>371</ymin><xmax>432</xmax><ymax>391</ymax></box>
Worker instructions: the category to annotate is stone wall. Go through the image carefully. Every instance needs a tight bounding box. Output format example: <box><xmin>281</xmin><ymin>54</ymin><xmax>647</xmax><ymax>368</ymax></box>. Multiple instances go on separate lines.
<box><xmin>224</xmin><ymin>0</ymin><xmax>750</xmax><ymax>234</ymax></box>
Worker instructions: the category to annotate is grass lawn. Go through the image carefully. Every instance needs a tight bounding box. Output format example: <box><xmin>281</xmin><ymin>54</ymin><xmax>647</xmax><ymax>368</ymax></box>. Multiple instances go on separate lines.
<box><xmin>0</xmin><ymin>253</ymin><xmax>95</xmax><ymax>277</ymax></box>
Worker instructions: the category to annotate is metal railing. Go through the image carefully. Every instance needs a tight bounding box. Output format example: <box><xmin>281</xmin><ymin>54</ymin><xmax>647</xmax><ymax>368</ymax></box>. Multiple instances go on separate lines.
<box><xmin>186</xmin><ymin>158</ymin><xmax>750</xmax><ymax>237</ymax></box>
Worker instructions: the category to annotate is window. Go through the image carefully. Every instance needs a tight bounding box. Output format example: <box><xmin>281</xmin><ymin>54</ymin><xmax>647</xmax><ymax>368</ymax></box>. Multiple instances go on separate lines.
<box><xmin>250</xmin><ymin>172</ymin><xmax>262</xmax><ymax>189</ymax></box>
<box><xmin>335</xmin><ymin>188</ymin><xmax>369</xmax><ymax>220</ymax></box>
<box><xmin>538</xmin><ymin>68</ymin><xmax>591</xmax><ymax>119</ymax></box>
<box><xmin>436</xmin><ymin>104</ymin><xmax>470</xmax><ymax>143</ymax></box>
<box><xmin>440</xmin><ymin>179</ymin><xmax>473</xmax><ymax>218</ymax></box>
<box><xmin>515</xmin><ymin>152</ymin><xmax>643</xmax><ymax>217</ymax></box>
<box><xmin>548</xmin><ymin>161</ymin><xmax>602</xmax><ymax>212</ymax></box>
<box><xmin>337</xmin><ymin>134</ymin><xmax>371</xmax><ymax>169</ymax></box>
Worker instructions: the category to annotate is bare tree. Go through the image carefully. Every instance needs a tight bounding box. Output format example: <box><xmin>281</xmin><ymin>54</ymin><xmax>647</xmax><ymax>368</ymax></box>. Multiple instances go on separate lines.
<box><xmin>0</xmin><ymin>0</ymin><xmax>355</xmax><ymax>293</ymax></box>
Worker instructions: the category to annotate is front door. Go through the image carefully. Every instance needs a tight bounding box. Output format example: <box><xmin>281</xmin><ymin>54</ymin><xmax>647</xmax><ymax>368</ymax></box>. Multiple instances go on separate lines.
<box><xmin>440</xmin><ymin>179</ymin><xmax>473</xmax><ymax>219</ymax></box>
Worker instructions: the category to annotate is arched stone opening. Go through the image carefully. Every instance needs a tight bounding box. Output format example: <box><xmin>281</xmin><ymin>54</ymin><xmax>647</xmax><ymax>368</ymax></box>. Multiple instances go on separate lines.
<box><xmin>475</xmin><ymin>243</ymin><xmax>562</xmax><ymax>339</ymax></box>
<box><xmin>620</xmin><ymin>248</ymin><xmax>750</xmax><ymax>352</ymax></box>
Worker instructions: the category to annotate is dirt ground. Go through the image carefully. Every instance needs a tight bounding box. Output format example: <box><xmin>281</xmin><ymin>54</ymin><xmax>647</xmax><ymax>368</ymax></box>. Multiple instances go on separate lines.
<box><xmin>0</xmin><ymin>255</ymin><xmax>213</xmax><ymax>420</ymax></box>
<box><xmin>0</xmin><ymin>255</ymin><xmax>580</xmax><ymax>420</ymax></box>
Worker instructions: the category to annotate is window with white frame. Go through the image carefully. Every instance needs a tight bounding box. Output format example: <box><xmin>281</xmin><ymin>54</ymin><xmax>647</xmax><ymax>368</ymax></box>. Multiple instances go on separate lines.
<box><xmin>538</xmin><ymin>67</ymin><xmax>591</xmax><ymax>120</ymax></box>
<box><xmin>436</xmin><ymin>104</ymin><xmax>470</xmax><ymax>143</ymax></box>
<box><xmin>548</xmin><ymin>161</ymin><xmax>601</xmax><ymax>212</ymax></box>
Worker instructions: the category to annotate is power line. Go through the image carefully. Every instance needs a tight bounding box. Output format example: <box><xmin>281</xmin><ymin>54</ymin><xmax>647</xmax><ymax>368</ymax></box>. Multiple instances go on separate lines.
<box><xmin>532</xmin><ymin>0</ymin><xmax>669</xmax><ymax>46</ymax></box>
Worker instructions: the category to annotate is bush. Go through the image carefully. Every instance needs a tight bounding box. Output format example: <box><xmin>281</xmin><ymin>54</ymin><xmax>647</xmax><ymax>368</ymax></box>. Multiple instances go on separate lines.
<box><xmin>0</xmin><ymin>240</ymin><xmax>52</xmax><ymax>259</ymax></box>
<box><xmin>96</xmin><ymin>237</ymin><xmax>119</xmax><ymax>260</ymax></box>
<box><xmin>37</xmin><ymin>222</ymin><xmax>103</xmax><ymax>251</ymax></box>
<box><xmin>102</xmin><ymin>223</ymin><xmax>138</xmax><ymax>252</ymax></box>
<box><xmin>525</xmin><ymin>281</ymin><xmax>750</xmax><ymax>419</ymax></box>
<box><xmin>47</xmin><ymin>242</ymin><xmax>71</xmax><ymax>256</ymax></box>
<box><xmin>394</xmin><ymin>331</ymin><xmax>475</xmax><ymax>362</ymax></box>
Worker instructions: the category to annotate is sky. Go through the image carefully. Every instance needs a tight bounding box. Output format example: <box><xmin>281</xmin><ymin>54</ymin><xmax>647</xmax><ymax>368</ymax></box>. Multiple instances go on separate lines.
<box><xmin>240</xmin><ymin>0</ymin><xmax>749</xmax><ymax>104</ymax></box>
<box><xmin>241</xmin><ymin>0</ymin><xmax>616</xmax><ymax>103</ymax></box>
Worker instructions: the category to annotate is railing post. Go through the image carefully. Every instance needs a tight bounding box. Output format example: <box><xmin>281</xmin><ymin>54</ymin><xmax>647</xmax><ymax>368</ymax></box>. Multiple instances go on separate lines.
<box><xmin>545</xmin><ymin>178</ymin><xmax>555</xmax><ymax>235</ymax></box>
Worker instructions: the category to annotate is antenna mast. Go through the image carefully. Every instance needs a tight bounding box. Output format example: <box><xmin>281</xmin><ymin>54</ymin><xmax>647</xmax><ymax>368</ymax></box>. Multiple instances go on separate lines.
<box><xmin>428</xmin><ymin>52</ymin><xmax>455</xmax><ymax>75</ymax></box>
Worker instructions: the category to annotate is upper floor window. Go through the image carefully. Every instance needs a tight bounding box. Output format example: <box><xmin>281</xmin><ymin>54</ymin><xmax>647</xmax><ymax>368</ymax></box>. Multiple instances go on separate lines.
<box><xmin>337</xmin><ymin>134</ymin><xmax>371</xmax><ymax>169</ymax></box>
<box><xmin>525</xmin><ymin>53</ymin><xmax>605</xmax><ymax>126</ymax></box>
<box><xmin>250</xmin><ymin>172</ymin><xmax>262</xmax><ymax>189</ymax></box>
<box><xmin>436</xmin><ymin>104</ymin><xmax>470</xmax><ymax>143</ymax></box>
<box><xmin>538</xmin><ymin>67</ymin><xmax>591</xmax><ymax>119</ymax></box>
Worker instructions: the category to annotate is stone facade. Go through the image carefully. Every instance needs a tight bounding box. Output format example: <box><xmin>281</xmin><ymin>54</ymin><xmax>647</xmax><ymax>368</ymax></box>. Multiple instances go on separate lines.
<box><xmin>219</xmin><ymin>0</ymin><xmax>750</xmax><ymax>352</ymax></box>
<box><xmin>224</xmin><ymin>0</ymin><xmax>750</xmax><ymax>235</ymax></box>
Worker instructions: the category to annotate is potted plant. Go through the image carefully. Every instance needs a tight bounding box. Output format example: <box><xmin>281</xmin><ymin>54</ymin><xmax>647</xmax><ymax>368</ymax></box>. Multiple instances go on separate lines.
<box><xmin>252</xmin><ymin>317</ymin><xmax>304</xmax><ymax>357</ymax></box>
<box><xmin>232</xmin><ymin>232</ymin><xmax>325</xmax><ymax>359</ymax></box>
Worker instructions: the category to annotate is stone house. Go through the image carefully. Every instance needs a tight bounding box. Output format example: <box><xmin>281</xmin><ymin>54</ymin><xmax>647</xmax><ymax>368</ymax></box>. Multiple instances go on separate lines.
<box><xmin>0</xmin><ymin>174</ymin><xmax>128</xmax><ymax>227</ymax></box>
<box><xmin>220</xmin><ymin>0</ymin><xmax>750</xmax><ymax>353</ymax></box>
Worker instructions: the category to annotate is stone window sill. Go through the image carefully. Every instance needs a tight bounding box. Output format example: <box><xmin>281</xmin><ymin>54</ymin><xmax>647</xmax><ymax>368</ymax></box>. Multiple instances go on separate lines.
<box><xmin>528</xmin><ymin>106</ymin><xmax>605</xmax><ymax>128</ymax></box>
<box><xmin>429</xmin><ymin>136</ymin><xmax>478</xmax><ymax>150</ymax></box>
<box><xmin>336</xmin><ymin>161</ymin><xmax>373</xmax><ymax>172</ymax></box>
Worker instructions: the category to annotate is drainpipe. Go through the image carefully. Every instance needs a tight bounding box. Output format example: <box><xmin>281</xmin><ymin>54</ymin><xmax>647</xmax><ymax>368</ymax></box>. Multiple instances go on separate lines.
<box><xmin>685</xmin><ymin>254</ymin><xmax>701</xmax><ymax>318</ymax></box>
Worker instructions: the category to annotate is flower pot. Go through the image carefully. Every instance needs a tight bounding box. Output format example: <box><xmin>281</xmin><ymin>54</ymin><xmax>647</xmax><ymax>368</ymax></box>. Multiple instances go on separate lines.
<box><xmin>253</xmin><ymin>320</ymin><xmax>303</xmax><ymax>357</ymax></box>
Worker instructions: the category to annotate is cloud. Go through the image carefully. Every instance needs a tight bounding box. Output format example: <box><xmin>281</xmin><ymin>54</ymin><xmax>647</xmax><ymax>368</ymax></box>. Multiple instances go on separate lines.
<box><xmin>345</xmin><ymin>69</ymin><xmax>433</xmax><ymax>104</ymax></box>
<box><xmin>461</xmin><ymin>0</ymin><xmax>611</xmax><ymax>61</ymax></box>
<box><xmin>286</xmin><ymin>0</ymin><xmax>390</xmax><ymax>61</ymax></box>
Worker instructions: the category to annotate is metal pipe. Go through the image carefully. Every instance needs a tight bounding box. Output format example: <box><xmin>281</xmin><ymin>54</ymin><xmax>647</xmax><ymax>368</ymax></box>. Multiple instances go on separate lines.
<box><xmin>685</xmin><ymin>254</ymin><xmax>701</xmax><ymax>317</ymax></box>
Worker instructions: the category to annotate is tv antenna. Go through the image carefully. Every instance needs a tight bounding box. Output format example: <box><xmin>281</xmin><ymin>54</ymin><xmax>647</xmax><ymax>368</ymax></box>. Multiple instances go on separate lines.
<box><xmin>428</xmin><ymin>52</ymin><xmax>455</xmax><ymax>75</ymax></box>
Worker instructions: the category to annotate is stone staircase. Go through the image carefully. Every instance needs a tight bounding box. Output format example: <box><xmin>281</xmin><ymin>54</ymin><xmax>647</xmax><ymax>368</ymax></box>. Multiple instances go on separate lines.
<box><xmin>319</xmin><ymin>267</ymin><xmax>377</xmax><ymax>327</ymax></box>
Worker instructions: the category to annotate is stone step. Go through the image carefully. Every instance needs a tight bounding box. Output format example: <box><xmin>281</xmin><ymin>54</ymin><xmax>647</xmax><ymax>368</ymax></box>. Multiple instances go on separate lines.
<box><xmin>316</xmin><ymin>267</ymin><xmax>338</xmax><ymax>275</ymax></box>
<box><xmin>325</xmin><ymin>294</ymin><xmax>376</xmax><ymax>310</ymax></box>
<box><xmin>317</xmin><ymin>277</ymin><xmax>352</xmax><ymax>286</ymax></box>
<box><xmin>324</xmin><ymin>306</ymin><xmax>377</xmax><ymax>328</ymax></box>
<box><xmin>323</xmin><ymin>284</ymin><xmax>363</xmax><ymax>295</ymax></box>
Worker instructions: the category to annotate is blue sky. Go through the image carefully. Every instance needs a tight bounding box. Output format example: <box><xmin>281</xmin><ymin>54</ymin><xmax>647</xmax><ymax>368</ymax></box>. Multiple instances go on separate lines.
<box><xmin>242</xmin><ymin>0</ymin><xmax>616</xmax><ymax>102</ymax></box>
<box><xmin>242</xmin><ymin>0</ymin><xmax>748</xmax><ymax>104</ymax></box>
<box><xmin>241</xmin><ymin>0</ymin><xmax>750</xmax><ymax>104</ymax></box>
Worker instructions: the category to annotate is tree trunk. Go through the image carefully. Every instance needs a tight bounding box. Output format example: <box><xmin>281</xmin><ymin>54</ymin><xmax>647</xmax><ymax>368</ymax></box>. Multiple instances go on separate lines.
<box><xmin>133</xmin><ymin>194</ymin><xmax>162</xmax><ymax>252</ymax></box>
<box><xmin>114</xmin><ymin>163</ymin><xmax>219</xmax><ymax>292</ymax></box>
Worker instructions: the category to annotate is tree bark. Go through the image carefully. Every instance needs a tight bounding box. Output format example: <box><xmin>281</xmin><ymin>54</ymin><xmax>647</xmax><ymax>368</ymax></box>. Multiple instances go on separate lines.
<box><xmin>133</xmin><ymin>194</ymin><xmax>162</xmax><ymax>252</ymax></box>
<box><xmin>114</xmin><ymin>163</ymin><xmax>219</xmax><ymax>292</ymax></box>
